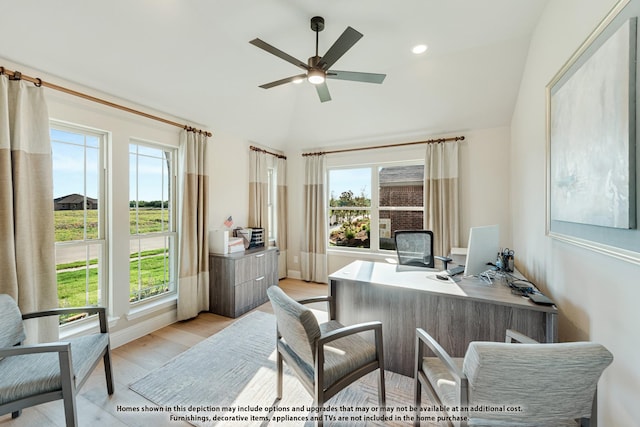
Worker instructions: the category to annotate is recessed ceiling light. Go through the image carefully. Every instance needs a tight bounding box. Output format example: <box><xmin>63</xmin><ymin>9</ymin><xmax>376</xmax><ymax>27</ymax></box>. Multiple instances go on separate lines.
<box><xmin>412</xmin><ymin>44</ymin><xmax>428</xmax><ymax>54</ymax></box>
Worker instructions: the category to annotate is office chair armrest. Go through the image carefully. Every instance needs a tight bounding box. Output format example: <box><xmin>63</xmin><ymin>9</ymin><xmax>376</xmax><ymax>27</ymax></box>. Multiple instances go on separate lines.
<box><xmin>22</xmin><ymin>306</ymin><xmax>109</xmax><ymax>333</ymax></box>
<box><xmin>0</xmin><ymin>341</ymin><xmax>71</xmax><ymax>358</ymax></box>
<box><xmin>434</xmin><ymin>256</ymin><xmax>453</xmax><ymax>270</ymax></box>
<box><xmin>297</xmin><ymin>296</ymin><xmax>335</xmax><ymax>320</ymax></box>
<box><xmin>415</xmin><ymin>328</ymin><xmax>464</xmax><ymax>381</ymax></box>
<box><xmin>505</xmin><ymin>329</ymin><xmax>539</xmax><ymax>344</ymax></box>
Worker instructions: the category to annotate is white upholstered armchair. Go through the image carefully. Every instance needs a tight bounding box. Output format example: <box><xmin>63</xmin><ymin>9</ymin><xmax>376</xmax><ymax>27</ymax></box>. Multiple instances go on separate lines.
<box><xmin>414</xmin><ymin>328</ymin><xmax>613</xmax><ymax>427</ymax></box>
<box><xmin>0</xmin><ymin>294</ymin><xmax>114</xmax><ymax>427</ymax></box>
<box><xmin>266</xmin><ymin>285</ymin><xmax>385</xmax><ymax>427</ymax></box>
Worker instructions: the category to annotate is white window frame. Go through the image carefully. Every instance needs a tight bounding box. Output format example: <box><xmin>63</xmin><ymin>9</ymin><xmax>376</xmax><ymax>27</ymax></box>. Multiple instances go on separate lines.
<box><xmin>51</xmin><ymin>120</ymin><xmax>108</xmax><ymax>326</ymax></box>
<box><xmin>128</xmin><ymin>139</ymin><xmax>178</xmax><ymax>305</ymax></box>
<box><xmin>327</xmin><ymin>160</ymin><xmax>425</xmax><ymax>253</ymax></box>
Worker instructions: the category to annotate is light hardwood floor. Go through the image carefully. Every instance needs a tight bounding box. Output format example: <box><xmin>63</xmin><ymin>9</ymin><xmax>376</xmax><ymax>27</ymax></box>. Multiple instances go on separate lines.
<box><xmin>0</xmin><ymin>279</ymin><xmax>328</xmax><ymax>427</ymax></box>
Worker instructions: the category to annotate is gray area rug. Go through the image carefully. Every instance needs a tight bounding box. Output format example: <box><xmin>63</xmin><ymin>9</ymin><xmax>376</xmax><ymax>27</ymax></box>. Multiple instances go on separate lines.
<box><xmin>130</xmin><ymin>311</ymin><xmax>435</xmax><ymax>426</ymax></box>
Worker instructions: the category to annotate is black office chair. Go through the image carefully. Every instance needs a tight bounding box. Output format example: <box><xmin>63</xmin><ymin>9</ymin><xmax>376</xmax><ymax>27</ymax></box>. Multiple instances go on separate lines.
<box><xmin>394</xmin><ymin>230</ymin><xmax>451</xmax><ymax>269</ymax></box>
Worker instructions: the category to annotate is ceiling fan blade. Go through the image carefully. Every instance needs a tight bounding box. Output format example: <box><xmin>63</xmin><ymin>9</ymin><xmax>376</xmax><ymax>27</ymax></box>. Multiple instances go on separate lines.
<box><xmin>249</xmin><ymin>38</ymin><xmax>309</xmax><ymax>71</ymax></box>
<box><xmin>327</xmin><ymin>70</ymin><xmax>386</xmax><ymax>84</ymax></box>
<box><xmin>315</xmin><ymin>82</ymin><xmax>332</xmax><ymax>102</ymax></box>
<box><xmin>259</xmin><ymin>74</ymin><xmax>308</xmax><ymax>89</ymax></box>
<box><xmin>318</xmin><ymin>27</ymin><xmax>363</xmax><ymax>70</ymax></box>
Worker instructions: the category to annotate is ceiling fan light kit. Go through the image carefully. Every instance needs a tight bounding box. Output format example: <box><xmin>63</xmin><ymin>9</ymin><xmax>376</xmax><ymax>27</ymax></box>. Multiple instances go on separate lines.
<box><xmin>250</xmin><ymin>16</ymin><xmax>386</xmax><ymax>102</ymax></box>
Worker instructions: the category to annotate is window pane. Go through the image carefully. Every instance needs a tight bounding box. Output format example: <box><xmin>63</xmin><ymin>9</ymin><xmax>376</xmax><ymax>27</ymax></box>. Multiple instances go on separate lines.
<box><xmin>329</xmin><ymin>210</ymin><xmax>371</xmax><ymax>248</ymax></box>
<box><xmin>379</xmin><ymin>164</ymin><xmax>424</xmax><ymax>207</ymax></box>
<box><xmin>52</xmin><ymin>125</ymin><xmax>105</xmax><ymax>323</ymax></box>
<box><xmin>379</xmin><ymin>210</ymin><xmax>424</xmax><ymax>250</ymax></box>
<box><xmin>329</xmin><ymin>168</ymin><xmax>371</xmax><ymax>207</ymax></box>
<box><xmin>129</xmin><ymin>141</ymin><xmax>175</xmax><ymax>304</ymax></box>
<box><xmin>328</xmin><ymin>168</ymin><xmax>372</xmax><ymax>249</ymax></box>
<box><xmin>129</xmin><ymin>236</ymin><xmax>173</xmax><ymax>303</ymax></box>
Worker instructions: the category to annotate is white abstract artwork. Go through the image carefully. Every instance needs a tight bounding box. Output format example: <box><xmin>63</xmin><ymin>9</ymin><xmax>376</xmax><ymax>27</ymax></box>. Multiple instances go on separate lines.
<box><xmin>550</xmin><ymin>18</ymin><xmax>636</xmax><ymax>229</ymax></box>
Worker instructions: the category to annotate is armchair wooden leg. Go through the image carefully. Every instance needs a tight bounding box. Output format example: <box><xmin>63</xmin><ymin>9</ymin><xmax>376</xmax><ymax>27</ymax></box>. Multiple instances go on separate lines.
<box><xmin>11</xmin><ymin>410</ymin><xmax>21</xmax><ymax>419</ymax></box>
<box><xmin>104</xmin><ymin>348</ymin><xmax>114</xmax><ymax>395</ymax></box>
<box><xmin>315</xmin><ymin>396</ymin><xmax>324</xmax><ymax>427</ymax></box>
<box><xmin>276</xmin><ymin>350</ymin><xmax>283</xmax><ymax>400</ymax></box>
<box><xmin>414</xmin><ymin>375</ymin><xmax>422</xmax><ymax>427</ymax></box>
<box><xmin>378</xmin><ymin>366</ymin><xmax>386</xmax><ymax>409</ymax></box>
<box><xmin>59</xmin><ymin>348</ymin><xmax>78</xmax><ymax>427</ymax></box>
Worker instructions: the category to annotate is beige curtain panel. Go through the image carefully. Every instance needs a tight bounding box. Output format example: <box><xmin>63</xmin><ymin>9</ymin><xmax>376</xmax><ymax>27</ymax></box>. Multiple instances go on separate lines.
<box><xmin>301</xmin><ymin>155</ymin><xmax>327</xmax><ymax>283</ymax></box>
<box><xmin>0</xmin><ymin>75</ymin><xmax>58</xmax><ymax>342</ymax></box>
<box><xmin>248</xmin><ymin>150</ymin><xmax>269</xmax><ymax>236</ymax></box>
<box><xmin>177</xmin><ymin>130</ymin><xmax>210</xmax><ymax>320</ymax></box>
<box><xmin>425</xmin><ymin>141</ymin><xmax>460</xmax><ymax>258</ymax></box>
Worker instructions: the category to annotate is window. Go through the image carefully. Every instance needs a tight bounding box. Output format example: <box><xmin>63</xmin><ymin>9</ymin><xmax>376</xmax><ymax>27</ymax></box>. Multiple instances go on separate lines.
<box><xmin>51</xmin><ymin>123</ymin><xmax>107</xmax><ymax>323</ymax></box>
<box><xmin>328</xmin><ymin>162</ymin><xmax>424</xmax><ymax>252</ymax></box>
<box><xmin>129</xmin><ymin>141</ymin><xmax>177</xmax><ymax>303</ymax></box>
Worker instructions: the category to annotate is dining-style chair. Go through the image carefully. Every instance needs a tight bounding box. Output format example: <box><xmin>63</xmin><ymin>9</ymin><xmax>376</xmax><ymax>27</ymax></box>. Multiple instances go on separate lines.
<box><xmin>414</xmin><ymin>328</ymin><xmax>613</xmax><ymax>427</ymax></box>
<box><xmin>266</xmin><ymin>285</ymin><xmax>385</xmax><ymax>426</ymax></box>
<box><xmin>394</xmin><ymin>230</ymin><xmax>452</xmax><ymax>269</ymax></box>
<box><xmin>0</xmin><ymin>294</ymin><xmax>114</xmax><ymax>427</ymax></box>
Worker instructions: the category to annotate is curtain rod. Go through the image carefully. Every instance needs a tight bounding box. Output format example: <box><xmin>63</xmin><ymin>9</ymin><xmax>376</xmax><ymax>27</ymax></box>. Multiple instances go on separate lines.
<box><xmin>1</xmin><ymin>66</ymin><xmax>212</xmax><ymax>137</ymax></box>
<box><xmin>301</xmin><ymin>135</ymin><xmax>465</xmax><ymax>157</ymax></box>
<box><xmin>250</xmin><ymin>145</ymin><xmax>287</xmax><ymax>159</ymax></box>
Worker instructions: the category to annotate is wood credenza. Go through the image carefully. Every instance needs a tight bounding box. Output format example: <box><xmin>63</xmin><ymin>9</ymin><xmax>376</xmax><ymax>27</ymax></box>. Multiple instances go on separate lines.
<box><xmin>209</xmin><ymin>247</ymin><xmax>279</xmax><ymax>318</ymax></box>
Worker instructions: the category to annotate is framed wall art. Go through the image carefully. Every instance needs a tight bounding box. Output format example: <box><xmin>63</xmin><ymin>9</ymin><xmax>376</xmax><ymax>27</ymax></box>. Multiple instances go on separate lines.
<box><xmin>546</xmin><ymin>0</ymin><xmax>640</xmax><ymax>264</ymax></box>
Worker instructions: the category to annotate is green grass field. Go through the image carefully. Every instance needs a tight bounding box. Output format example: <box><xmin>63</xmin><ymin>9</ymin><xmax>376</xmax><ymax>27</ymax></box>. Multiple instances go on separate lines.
<box><xmin>55</xmin><ymin>209</ymin><xmax>172</xmax><ymax>320</ymax></box>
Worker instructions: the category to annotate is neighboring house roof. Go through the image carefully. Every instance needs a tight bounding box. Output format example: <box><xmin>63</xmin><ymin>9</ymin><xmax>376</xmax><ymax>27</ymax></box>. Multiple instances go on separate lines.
<box><xmin>54</xmin><ymin>194</ymin><xmax>97</xmax><ymax>204</ymax></box>
<box><xmin>379</xmin><ymin>165</ymin><xmax>424</xmax><ymax>186</ymax></box>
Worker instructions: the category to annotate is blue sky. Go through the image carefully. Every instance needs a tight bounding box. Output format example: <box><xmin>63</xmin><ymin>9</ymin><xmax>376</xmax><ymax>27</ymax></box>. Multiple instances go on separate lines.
<box><xmin>328</xmin><ymin>168</ymin><xmax>371</xmax><ymax>200</ymax></box>
<box><xmin>51</xmin><ymin>128</ymin><xmax>168</xmax><ymax>201</ymax></box>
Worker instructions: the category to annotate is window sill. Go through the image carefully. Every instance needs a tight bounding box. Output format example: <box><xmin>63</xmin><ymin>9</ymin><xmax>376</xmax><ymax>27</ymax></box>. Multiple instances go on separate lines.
<box><xmin>59</xmin><ymin>315</ymin><xmax>120</xmax><ymax>340</ymax></box>
<box><xmin>126</xmin><ymin>294</ymin><xmax>177</xmax><ymax>321</ymax></box>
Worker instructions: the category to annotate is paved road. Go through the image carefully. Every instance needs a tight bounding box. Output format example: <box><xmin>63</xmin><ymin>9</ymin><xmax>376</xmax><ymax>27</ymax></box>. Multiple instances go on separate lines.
<box><xmin>55</xmin><ymin>236</ymin><xmax>169</xmax><ymax>264</ymax></box>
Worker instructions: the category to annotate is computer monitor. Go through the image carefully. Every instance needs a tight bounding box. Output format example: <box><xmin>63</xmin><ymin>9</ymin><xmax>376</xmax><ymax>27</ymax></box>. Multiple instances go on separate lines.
<box><xmin>463</xmin><ymin>224</ymin><xmax>499</xmax><ymax>277</ymax></box>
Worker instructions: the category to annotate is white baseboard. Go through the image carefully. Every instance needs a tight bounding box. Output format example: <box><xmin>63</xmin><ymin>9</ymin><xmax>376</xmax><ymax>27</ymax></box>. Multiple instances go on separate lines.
<box><xmin>286</xmin><ymin>269</ymin><xmax>302</xmax><ymax>280</ymax></box>
<box><xmin>110</xmin><ymin>309</ymin><xmax>177</xmax><ymax>349</ymax></box>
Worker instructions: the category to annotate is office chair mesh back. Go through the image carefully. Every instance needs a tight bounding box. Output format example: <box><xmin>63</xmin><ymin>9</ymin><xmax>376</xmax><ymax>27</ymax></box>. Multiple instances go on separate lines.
<box><xmin>462</xmin><ymin>341</ymin><xmax>613</xmax><ymax>423</ymax></box>
<box><xmin>0</xmin><ymin>294</ymin><xmax>26</xmax><ymax>350</ymax></box>
<box><xmin>267</xmin><ymin>286</ymin><xmax>321</xmax><ymax>368</ymax></box>
<box><xmin>395</xmin><ymin>230</ymin><xmax>434</xmax><ymax>268</ymax></box>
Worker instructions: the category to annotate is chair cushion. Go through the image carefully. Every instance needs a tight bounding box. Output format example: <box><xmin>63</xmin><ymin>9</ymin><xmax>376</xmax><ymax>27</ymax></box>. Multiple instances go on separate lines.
<box><xmin>319</xmin><ymin>320</ymin><xmax>378</xmax><ymax>388</ymax></box>
<box><xmin>0</xmin><ymin>294</ymin><xmax>26</xmax><ymax>351</ymax></box>
<box><xmin>280</xmin><ymin>320</ymin><xmax>377</xmax><ymax>390</ymax></box>
<box><xmin>0</xmin><ymin>333</ymin><xmax>108</xmax><ymax>405</ymax></box>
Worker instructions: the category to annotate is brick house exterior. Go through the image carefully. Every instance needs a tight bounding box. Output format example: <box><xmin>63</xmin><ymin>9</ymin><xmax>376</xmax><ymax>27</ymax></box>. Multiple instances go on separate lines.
<box><xmin>379</xmin><ymin>165</ymin><xmax>424</xmax><ymax>246</ymax></box>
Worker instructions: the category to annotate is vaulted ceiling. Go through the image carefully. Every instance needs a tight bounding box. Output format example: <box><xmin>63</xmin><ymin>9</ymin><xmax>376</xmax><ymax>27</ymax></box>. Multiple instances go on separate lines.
<box><xmin>1</xmin><ymin>0</ymin><xmax>548</xmax><ymax>151</ymax></box>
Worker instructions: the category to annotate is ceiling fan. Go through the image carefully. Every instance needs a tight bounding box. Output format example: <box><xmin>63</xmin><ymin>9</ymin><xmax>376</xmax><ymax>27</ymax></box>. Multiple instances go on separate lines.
<box><xmin>249</xmin><ymin>16</ymin><xmax>386</xmax><ymax>102</ymax></box>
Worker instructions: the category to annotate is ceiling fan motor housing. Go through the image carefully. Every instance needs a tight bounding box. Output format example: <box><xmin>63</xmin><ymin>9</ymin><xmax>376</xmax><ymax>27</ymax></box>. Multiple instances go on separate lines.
<box><xmin>311</xmin><ymin>16</ymin><xmax>325</xmax><ymax>32</ymax></box>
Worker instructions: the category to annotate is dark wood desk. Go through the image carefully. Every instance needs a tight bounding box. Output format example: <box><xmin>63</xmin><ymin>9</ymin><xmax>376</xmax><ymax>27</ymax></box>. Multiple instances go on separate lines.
<box><xmin>329</xmin><ymin>260</ymin><xmax>557</xmax><ymax>376</ymax></box>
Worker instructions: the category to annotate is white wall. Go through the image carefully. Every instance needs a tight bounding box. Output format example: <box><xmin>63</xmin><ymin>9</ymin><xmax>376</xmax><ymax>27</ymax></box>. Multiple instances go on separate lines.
<box><xmin>511</xmin><ymin>0</ymin><xmax>639</xmax><ymax>424</ymax></box>
<box><xmin>285</xmin><ymin>126</ymin><xmax>512</xmax><ymax>277</ymax></box>
<box><xmin>208</xmin><ymin>130</ymin><xmax>250</xmax><ymax>231</ymax></box>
